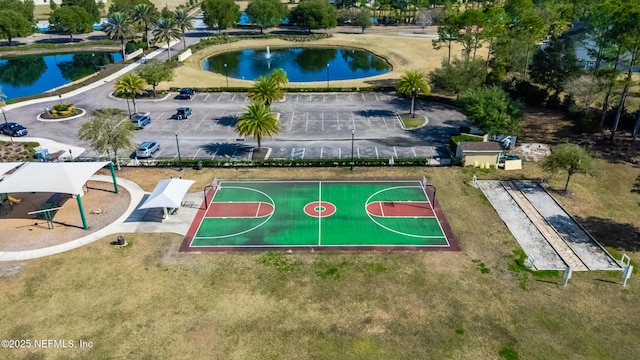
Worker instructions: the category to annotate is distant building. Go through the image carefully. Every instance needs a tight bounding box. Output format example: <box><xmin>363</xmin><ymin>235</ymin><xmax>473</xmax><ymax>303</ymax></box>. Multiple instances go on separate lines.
<box><xmin>32</xmin><ymin>0</ymin><xmax>103</xmax><ymax>5</ymax></box>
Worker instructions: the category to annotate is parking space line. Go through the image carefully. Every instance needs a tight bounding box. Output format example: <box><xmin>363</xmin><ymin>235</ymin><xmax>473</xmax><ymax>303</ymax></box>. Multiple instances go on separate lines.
<box><xmin>412</xmin><ymin>147</ymin><xmax>417</xmax><ymax>157</ymax></box>
<box><xmin>308</xmin><ymin>94</ymin><xmax>312</xmax><ymax>102</ymax></box>
<box><xmin>321</xmin><ymin>112</ymin><xmax>324</xmax><ymax>131</ymax></box>
<box><xmin>322</xmin><ymin>94</ymin><xmax>326</xmax><ymax>102</ymax></box>
<box><xmin>194</xmin><ymin>113</ymin><xmax>209</xmax><ymax>131</ymax></box>
<box><xmin>352</xmin><ymin>112</ymin><xmax>356</xmax><ymax>130</ymax></box>
<box><xmin>290</xmin><ymin>148</ymin><xmax>295</xmax><ymax>158</ymax></box>
<box><xmin>375</xmin><ymin>147</ymin><xmax>379</xmax><ymax>158</ymax></box>
<box><xmin>375</xmin><ymin>94</ymin><xmax>379</xmax><ymax>101</ymax></box>
<box><xmin>290</xmin><ymin>112</ymin><xmax>295</xmax><ymax>131</ymax></box>
<box><xmin>204</xmin><ymin>94</ymin><xmax>210</xmax><ymax>102</ymax></box>
<box><xmin>218</xmin><ymin>93</ymin><xmax>223</xmax><ymax>101</ymax></box>
<box><xmin>296</xmin><ymin>94</ymin><xmax>299</xmax><ymax>102</ymax></box>
<box><xmin>339</xmin><ymin>148</ymin><xmax>342</xmax><ymax>159</ymax></box>
<box><xmin>361</xmin><ymin>93</ymin><xmax>366</xmax><ymax>101</ymax></box>
<box><xmin>367</xmin><ymin>115</ymin><xmax>372</xmax><ymax>130</ymax></box>
<box><xmin>301</xmin><ymin>148</ymin><xmax>305</xmax><ymax>159</ymax></box>
<box><xmin>231</xmin><ymin>94</ymin><xmax>236</xmax><ymax>101</ymax></box>
<box><xmin>357</xmin><ymin>147</ymin><xmax>360</xmax><ymax>158</ymax></box>
<box><xmin>153</xmin><ymin>149</ymin><xmax>164</xmax><ymax>158</ymax></box>
<box><xmin>382</xmin><ymin>116</ymin><xmax>389</xmax><ymax>130</ymax></box>
<box><xmin>393</xmin><ymin>147</ymin><xmax>398</xmax><ymax>157</ymax></box>
<box><xmin>320</xmin><ymin>147</ymin><xmax>323</xmax><ymax>159</ymax></box>
<box><xmin>305</xmin><ymin>112</ymin><xmax>309</xmax><ymax>132</ymax></box>
<box><xmin>211</xmin><ymin>148</ymin><xmax>218</xmax><ymax>160</ymax></box>
<box><xmin>192</xmin><ymin>148</ymin><xmax>201</xmax><ymax>159</ymax></box>
<box><xmin>336</xmin><ymin>112</ymin><xmax>340</xmax><ymax>130</ymax></box>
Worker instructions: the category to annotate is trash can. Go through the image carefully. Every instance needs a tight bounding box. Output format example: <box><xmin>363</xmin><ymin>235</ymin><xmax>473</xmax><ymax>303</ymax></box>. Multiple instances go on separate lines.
<box><xmin>116</xmin><ymin>235</ymin><xmax>125</xmax><ymax>245</ymax></box>
<box><xmin>195</xmin><ymin>160</ymin><xmax>203</xmax><ymax>170</ymax></box>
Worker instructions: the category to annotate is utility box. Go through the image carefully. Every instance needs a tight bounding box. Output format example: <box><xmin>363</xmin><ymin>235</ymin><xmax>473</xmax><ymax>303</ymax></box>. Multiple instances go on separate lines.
<box><xmin>35</xmin><ymin>148</ymin><xmax>49</xmax><ymax>161</ymax></box>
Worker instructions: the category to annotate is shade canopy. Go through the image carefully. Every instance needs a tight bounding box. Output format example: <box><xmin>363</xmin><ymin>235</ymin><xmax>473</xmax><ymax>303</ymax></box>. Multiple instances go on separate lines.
<box><xmin>0</xmin><ymin>162</ymin><xmax>110</xmax><ymax>195</ymax></box>
<box><xmin>139</xmin><ymin>178</ymin><xmax>195</xmax><ymax>209</ymax></box>
<box><xmin>0</xmin><ymin>162</ymin><xmax>24</xmax><ymax>177</ymax></box>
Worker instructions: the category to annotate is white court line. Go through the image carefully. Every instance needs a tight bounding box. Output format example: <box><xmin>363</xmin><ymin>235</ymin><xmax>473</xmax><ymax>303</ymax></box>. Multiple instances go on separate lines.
<box><xmin>318</xmin><ymin>181</ymin><xmax>322</xmax><ymax>246</ymax></box>
<box><xmin>379</xmin><ymin>201</ymin><xmax>384</xmax><ymax>216</ymax></box>
<box><xmin>255</xmin><ymin>202</ymin><xmax>261</xmax><ymax>217</ymax></box>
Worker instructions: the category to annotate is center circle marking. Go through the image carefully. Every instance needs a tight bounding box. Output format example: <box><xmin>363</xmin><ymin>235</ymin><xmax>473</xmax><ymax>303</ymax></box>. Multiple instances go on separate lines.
<box><xmin>304</xmin><ymin>201</ymin><xmax>336</xmax><ymax>218</ymax></box>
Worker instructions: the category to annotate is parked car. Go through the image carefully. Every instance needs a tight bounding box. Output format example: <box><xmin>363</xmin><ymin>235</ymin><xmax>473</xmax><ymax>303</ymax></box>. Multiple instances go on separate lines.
<box><xmin>131</xmin><ymin>112</ymin><xmax>151</xmax><ymax>129</ymax></box>
<box><xmin>136</xmin><ymin>141</ymin><xmax>160</xmax><ymax>158</ymax></box>
<box><xmin>175</xmin><ymin>107</ymin><xmax>192</xmax><ymax>120</ymax></box>
<box><xmin>177</xmin><ymin>88</ymin><xmax>195</xmax><ymax>99</ymax></box>
<box><xmin>0</xmin><ymin>122</ymin><xmax>28</xmax><ymax>137</ymax></box>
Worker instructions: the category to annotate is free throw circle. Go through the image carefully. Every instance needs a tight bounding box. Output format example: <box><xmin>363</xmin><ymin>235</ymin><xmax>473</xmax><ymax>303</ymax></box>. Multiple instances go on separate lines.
<box><xmin>304</xmin><ymin>201</ymin><xmax>336</xmax><ymax>218</ymax></box>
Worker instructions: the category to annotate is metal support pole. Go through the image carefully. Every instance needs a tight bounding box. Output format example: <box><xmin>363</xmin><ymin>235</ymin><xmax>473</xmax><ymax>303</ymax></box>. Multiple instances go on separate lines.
<box><xmin>76</xmin><ymin>194</ymin><xmax>88</xmax><ymax>230</ymax></box>
<box><xmin>350</xmin><ymin>128</ymin><xmax>355</xmax><ymax>170</ymax></box>
<box><xmin>224</xmin><ymin>63</ymin><xmax>228</xmax><ymax>87</ymax></box>
<box><xmin>109</xmin><ymin>162</ymin><xmax>119</xmax><ymax>194</ymax></box>
<box><xmin>1</xmin><ymin>108</ymin><xmax>11</xmax><ymax>144</ymax></box>
<box><xmin>326</xmin><ymin>63</ymin><xmax>330</xmax><ymax>88</ymax></box>
<box><xmin>175</xmin><ymin>132</ymin><xmax>182</xmax><ymax>171</ymax></box>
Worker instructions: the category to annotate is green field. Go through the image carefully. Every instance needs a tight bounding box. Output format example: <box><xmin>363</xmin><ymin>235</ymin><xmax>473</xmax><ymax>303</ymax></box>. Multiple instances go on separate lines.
<box><xmin>190</xmin><ymin>181</ymin><xmax>448</xmax><ymax>248</ymax></box>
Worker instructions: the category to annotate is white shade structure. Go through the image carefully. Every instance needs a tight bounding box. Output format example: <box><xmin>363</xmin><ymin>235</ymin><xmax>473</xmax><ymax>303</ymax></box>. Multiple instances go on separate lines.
<box><xmin>139</xmin><ymin>178</ymin><xmax>195</xmax><ymax>210</ymax></box>
<box><xmin>0</xmin><ymin>162</ymin><xmax>110</xmax><ymax>195</ymax></box>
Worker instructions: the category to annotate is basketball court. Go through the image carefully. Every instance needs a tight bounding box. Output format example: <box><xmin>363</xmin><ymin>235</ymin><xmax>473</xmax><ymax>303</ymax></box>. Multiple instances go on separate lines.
<box><xmin>180</xmin><ymin>179</ymin><xmax>458</xmax><ymax>251</ymax></box>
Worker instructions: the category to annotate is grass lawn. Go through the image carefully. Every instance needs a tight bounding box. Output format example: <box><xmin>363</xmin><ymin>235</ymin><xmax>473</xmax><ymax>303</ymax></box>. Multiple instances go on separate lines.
<box><xmin>1</xmin><ymin>162</ymin><xmax>640</xmax><ymax>359</ymax></box>
<box><xmin>399</xmin><ymin>113</ymin><xmax>426</xmax><ymax>129</ymax></box>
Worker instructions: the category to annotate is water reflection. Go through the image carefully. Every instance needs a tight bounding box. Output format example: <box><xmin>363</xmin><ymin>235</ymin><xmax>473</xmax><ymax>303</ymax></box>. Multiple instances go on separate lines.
<box><xmin>205</xmin><ymin>47</ymin><xmax>390</xmax><ymax>82</ymax></box>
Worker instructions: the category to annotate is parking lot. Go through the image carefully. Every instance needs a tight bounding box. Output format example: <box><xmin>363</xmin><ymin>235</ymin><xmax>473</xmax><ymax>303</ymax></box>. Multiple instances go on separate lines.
<box><xmin>64</xmin><ymin>91</ymin><xmax>467</xmax><ymax>162</ymax></box>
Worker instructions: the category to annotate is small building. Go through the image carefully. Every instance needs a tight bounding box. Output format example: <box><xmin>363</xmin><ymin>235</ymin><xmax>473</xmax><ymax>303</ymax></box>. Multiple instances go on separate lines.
<box><xmin>456</xmin><ymin>141</ymin><xmax>503</xmax><ymax>168</ymax></box>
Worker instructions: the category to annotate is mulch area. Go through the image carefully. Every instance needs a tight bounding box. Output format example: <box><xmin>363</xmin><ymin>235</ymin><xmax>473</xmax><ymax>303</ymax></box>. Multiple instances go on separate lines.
<box><xmin>0</xmin><ymin>180</ymin><xmax>131</xmax><ymax>252</ymax></box>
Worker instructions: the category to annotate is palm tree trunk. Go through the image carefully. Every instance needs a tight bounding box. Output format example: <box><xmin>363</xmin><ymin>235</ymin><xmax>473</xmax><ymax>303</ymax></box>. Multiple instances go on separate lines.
<box><xmin>121</xmin><ymin>38</ymin><xmax>126</xmax><ymax>58</ymax></box>
<box><xmin>182</xmin><ymin>33</ymin><xmax>187</xmax><ymax>50</ymax></box>
<box><xmin>125</xmin><ymin>98</ymin><xmax>131</xmax><ymax>118</ymax></box>
<box><xmin>167</xmin><ymin>41</ymin><xmax>171</xmax><ymax>61</ymax></box>
<box><xmin>257</xmin><ymin>135</ymin><xmax>261</xmax><ymax>150</ymax></box>
<box><xmin>132</xmin><ymin>97</ymin><xmax>137</xmax><ymax>114</ymax></box>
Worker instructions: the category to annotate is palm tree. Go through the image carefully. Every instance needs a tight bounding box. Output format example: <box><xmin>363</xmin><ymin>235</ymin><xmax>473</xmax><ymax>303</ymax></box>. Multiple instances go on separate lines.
<box><xmin>269</xmin><ymin>68</ymin><xmax>289</xmax><ymax>88</ymax></box>
<box><xmin>248</xmin><ymin>75</ymin><xmax>283</xmax><ymax>107</ymax></box>
<box><xmin>153</xmin><ymin>17</ymin><xmax>181</xmax><ymax>61</ymax></box>
<box><xmin>103</xmin><ymin>12</ymin><xmax>135</xmax><ymax>58</ymax></box>
<box><xmin>396</xmin><ymin>70</ymin><xmax>431</xmax><ymax>118</ymax></box>
<box><xmin>78</xmin><ymin>108</ymin><xmax>137</xmax><ymax>170</ymax></box>
<box><xmin>236</xmin><ymin>102</ymin><xmax>280</xmax><ymax>150</ymax></box>
<box><xmin>114</xmin><ymin>73</ymin><xmax>147</xmax><ymax>117</ymax></box>
<box><xmin>132</xmin><ymin>3</ymin><xmax>158</xmax><ymax>50</ymax></box>
<box><xmin>174</xmin><ymin>8</ymin><xmax>195</xmax><ymax>51</ymax></box>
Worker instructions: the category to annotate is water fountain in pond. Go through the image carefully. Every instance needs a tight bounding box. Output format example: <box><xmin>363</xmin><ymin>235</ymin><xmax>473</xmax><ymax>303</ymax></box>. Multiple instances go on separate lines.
<box><xmin>266</xmin><ymin>46</ymin><xmax>272</xmax><ymax>69</ymax></box>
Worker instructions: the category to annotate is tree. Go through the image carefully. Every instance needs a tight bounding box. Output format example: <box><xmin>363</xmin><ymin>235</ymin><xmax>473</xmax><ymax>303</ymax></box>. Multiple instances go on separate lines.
<box><xmin>268</xmin><ymin>68</ymin><xmax>289</xmax><ymax>88</ymax></box>
<box><xmin>103</xmin><ymin>12</ymin><xmax>135</xmax><ymax>58</ymax></box>
<box><xmin>245</xmin><ymin>0</ymin><xmax>288</xmax><ymax>34</ymax></box>
<box><xmin>529</xmin><ymin>37</ymin><xmax>582</xmax><ymax>95</ymax></box>
<box><xmin>49</xmin><ymin>6</ymin><xmax>94</xmax><ymax>41</ymax></box>
<box><xmin>458</xmin><ymin>86</ymin><xmax>523</xmax><ymax>136</ymax></box>
<box><xmin>0</xmin><ymin>10</ymin><xmax>32</xmax><ymax>45</ymax></box>
<box><xmin>456</xmin><ymin>9</ymin><xmax>486</xmax><ymax>65</ymax></box>
<box><xmin>415</xmin><ymin>8</ymin><xmax>433</xmax><ymax>34</ymax></box>
<box><xmin>236</xmin><ymin>102</ymin><xmax>280</xmax><ymax>150</ymax></box>
<box><xmin>482</xmin><ymin>5</ymin><xmax>509</xmax><ymax>71</ymax></box>
<box><xmin>201</xmin><ymin>0</ymin><xmax>240</xmax><ymax>34</ymax></box>
<box><xmin>109</xmin><ymin>0</ymin><xmax>155</xmax><ymax>15</ymax></box>
<box><xmin>248</xmin><ymin>75</ymin><xmax>283</xmax><ymax>107</ymax></box>
<box><xmin>113</xmin><ymin>72</ymin><xmax>146</xmax><ymax>116</ymax></box>
<box><xmin>355</xmin><ymin>8</ymin><xmax>372</xmax><ymax>34</ymax></box>
<box><xmin>78</xmin><ymin>108</ymin><xmax>137</xmax><ymax>170</ymax></box>
<box><xmin>0</xmin><ymin>0</ymin><xmax>35</xmax><ymax>23</ymax></box>
<box><xmin>174</xmin><ymin>8</ymin><xmax>195</xmax><ymax>50</ymax></box>
<box><xmin>429</xmin><ymin>57</ymin><xmax>486</xmax><ymax>97</ymax></box>
<box><xmin>395</xmin><ymin>70</ymin><xmax>430</xmax><ymax>118</ymax></box>
<box><xmin>288</xmin><ymin>0</ymin><xmax>338</xmax><ymax>34</ymax></box>
<box><xmin>132</xmin><ymin>3</ymin><xmax>158</xmax><ymax>49</ymax></box>
<box><xmin>153</xmin><ymin>17</ymin><xmax>181</xmax><ymax>61</ymax></box>
<box><xmin>563</xmin><ymin>75</ymin><xmax>602</xmax><ymax>112</ymax></box>
<box><xmin>62</xmin><ymin>0</ymin><xmax>100</xmax><ymax>23</ymax></box>
<box><xmin>432</xmin><ymin>12</ymin><xmax>459</xmax><ymax>64</ymax></box>
<box><xmin>542</xmin><ymin>143</ymin><xmax>593</xmax><ymax>192</ymax></box>
<box><xmin>136</xmin><ymin>61</ymin><xmax>174</xmax><ymax>97</ymax></box>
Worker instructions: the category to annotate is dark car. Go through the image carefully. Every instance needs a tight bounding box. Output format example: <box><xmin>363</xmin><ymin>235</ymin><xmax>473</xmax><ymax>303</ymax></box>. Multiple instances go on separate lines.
<box><xmin>131</xmin><ymin>112</ymin><xmax>151</xmax><ymax>129</ymax></box>
<box><xmin>177</xmin><ymin>88</ymin><xmax>195</xmax><ymax>99</ymax></box>
<box><xmin>0</xmin><ymin>122</ymin><xmax>28</xmax><ymax>137</ymax></box>
<box><xmin>175</xmin><ymin>107</ymin><xmax>192</xmax><ymax>120</ymax></box>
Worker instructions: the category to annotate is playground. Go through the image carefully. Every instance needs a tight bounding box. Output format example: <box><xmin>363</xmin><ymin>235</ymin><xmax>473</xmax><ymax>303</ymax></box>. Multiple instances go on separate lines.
<box><xmin>181</xmin><ymin>179</ymin><xmax>458</xmax><ymax>251</ymax></box>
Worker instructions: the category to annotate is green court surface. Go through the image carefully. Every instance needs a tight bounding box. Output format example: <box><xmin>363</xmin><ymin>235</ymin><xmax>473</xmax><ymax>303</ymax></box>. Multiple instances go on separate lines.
<box><xmin>187</xmin><ymin>180</ymin><xmax>450</xmax><ymax>248</ymax></box>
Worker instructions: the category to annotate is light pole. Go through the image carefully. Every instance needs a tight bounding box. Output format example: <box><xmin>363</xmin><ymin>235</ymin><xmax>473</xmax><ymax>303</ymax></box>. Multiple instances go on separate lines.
<box><xmin>68</xmin><ymin>149</ymin><xmax>73</xmax><ymax>161</ymax></box>
<box><xmin>411</xmin><ymin>87</ymin><xmax>420</xmax><ymax>118</ymax></box>
<box><xmin>326</xmin><ymin>63</ymin><xmax>330</xmax><ymax>88</ymax></box>
<box><xmin>58</xmin><ymin>94</ymin><xmax>63</xmax><ymax>105</ymax></box>
<box><xmin>350</xmin><ymin>128</ymin><xmax>355</xmax><ymax>170</ymax></box>
<box><xmin>174</xmin><ymin>132</ymin><xmax>182</xmax><ymax>171</ymax></box>
<box><xmin>224</xmin><ymin>63</ymin><xmax>228</xmax><ymax>87</ymax></box>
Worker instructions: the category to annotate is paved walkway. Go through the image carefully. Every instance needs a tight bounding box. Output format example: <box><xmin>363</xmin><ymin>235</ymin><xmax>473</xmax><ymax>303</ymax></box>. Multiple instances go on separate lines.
<box><xmin>0</xmin><ymin>175</ymin><xmax>203</xmax><ymax>261</ymax></box>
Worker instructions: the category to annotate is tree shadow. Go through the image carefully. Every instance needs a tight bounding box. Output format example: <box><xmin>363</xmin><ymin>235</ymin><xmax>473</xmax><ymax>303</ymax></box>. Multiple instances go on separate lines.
<box><xmin>86</xmin><ymin>35</ymin><xmax>109</xmax><ymax>41</ymax></box>
<box><xmin>575</xmin><ymin>216</ymin><xmax>640</xmax><ymax>252</ymax></box>
<box><xmin>200</xmin><ymin>142</ymin><xmax>253</xmax><ymax>157</ymax></box>
<box><xmin>35</xmin><ymin>38</ymin><xmax>83</xmax><ymax>44</ymax></box>
<box><xmin>216</xmin><ymin>115</ymin><xmax>238</xmax><ymax>127</ymax></box>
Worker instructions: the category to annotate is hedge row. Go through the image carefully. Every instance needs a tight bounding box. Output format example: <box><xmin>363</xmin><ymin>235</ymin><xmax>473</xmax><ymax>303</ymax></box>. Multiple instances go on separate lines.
<box><xmin>168</xmin><ymin>86</ymin><xmax>397</xmax><ymax>93</ymax></box>
<box><xmin>190</xmin><ymin>33</ymin><xmax>331</xmax><ymax>53</ymax></box>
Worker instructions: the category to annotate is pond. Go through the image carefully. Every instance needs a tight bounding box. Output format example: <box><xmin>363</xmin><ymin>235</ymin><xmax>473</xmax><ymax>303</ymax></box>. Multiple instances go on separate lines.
<box><xmin>204</xmin><ymin>47</ymin><xmax>391</xmax><ymax>83</ymax></box>
<box><xmin>0</xmin><ymin>52</ymin><xmax>123</xmax><ymax>101</ymax></box>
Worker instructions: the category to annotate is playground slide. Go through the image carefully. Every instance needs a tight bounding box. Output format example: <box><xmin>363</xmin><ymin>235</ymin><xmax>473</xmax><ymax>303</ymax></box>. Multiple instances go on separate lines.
<box><xmin>7</xmin><ymin>195</ymin><xmax>21</xmax><ymax>204</ymax></box>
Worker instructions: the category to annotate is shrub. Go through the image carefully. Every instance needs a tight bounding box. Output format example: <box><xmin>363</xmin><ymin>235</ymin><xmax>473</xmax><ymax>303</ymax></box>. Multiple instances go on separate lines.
<box><xmin>505</xmin><ymin>79</ymin><xmax>548</xmax><ymax>107</ymax></box>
